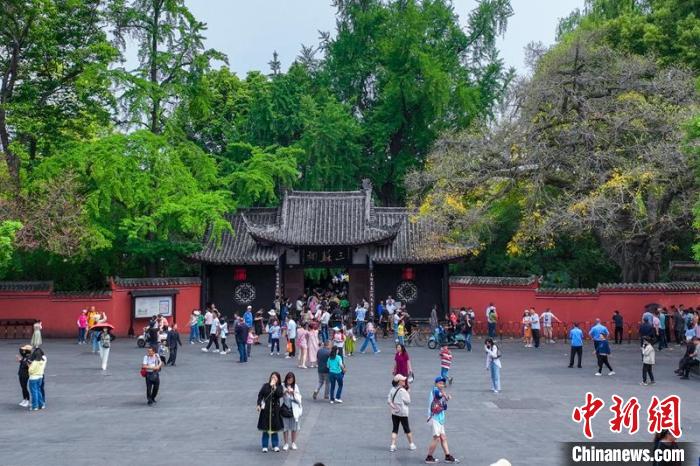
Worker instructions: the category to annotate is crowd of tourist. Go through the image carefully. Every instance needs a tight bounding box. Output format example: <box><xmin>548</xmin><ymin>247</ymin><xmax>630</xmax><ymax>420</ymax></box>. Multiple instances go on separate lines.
<box><xmin>12</xmin><ymin>289</ymin><xmax>700</xmax><ymax>465</ymax></box>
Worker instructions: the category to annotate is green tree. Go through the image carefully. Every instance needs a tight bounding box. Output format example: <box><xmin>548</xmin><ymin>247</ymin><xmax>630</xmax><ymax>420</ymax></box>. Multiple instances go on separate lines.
<box><xmin>411</xmin><ymin>37</ymin><xmax>698</xmax><ymax>282</ymax></box>
<box><xmin>324</xmin><ymin>0</ymin><xmax>514</xmax><ymax>204</ymax></box>
<box><xmin>0</xmin><ymin>0</ymin><xmax>117</xmax><ymax>189</ymax></box>
<box><xmin>557</xmin><ymin>0</ymin><xmax>700</xmax><ymax>71</ymax></box>
<box><xmin>110</xmin><ymin>0</ymin><xmax>225</xmax><ymax>133</ymax></box>
<box><xmin>32</xmin><ymin>130</ymin><xmax>233</xmax><ymax>276</ymax></box>
<box><xmin>0</xmin><ymin>220</ymin><xmax>22</xmax><ymax>278</ymax></box>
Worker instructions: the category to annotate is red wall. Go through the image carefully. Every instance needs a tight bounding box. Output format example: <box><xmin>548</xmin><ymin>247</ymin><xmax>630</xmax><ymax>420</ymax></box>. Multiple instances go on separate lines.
<box><xmin>449</xmin><ymin>278</ymin><xmax>700</xmax><ymax>337</ymax></box>
<box><xmin>0</xmin><ymin>279</ymin><xmax>201</xmax><ymax>338</ymax></box>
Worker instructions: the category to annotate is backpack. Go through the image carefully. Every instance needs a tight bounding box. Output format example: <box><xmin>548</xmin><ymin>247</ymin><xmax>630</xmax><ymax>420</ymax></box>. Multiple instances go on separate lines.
<box><xmin>101</xmin><ymin>333</ymin><xmax>111</xmax><ymax>348</ymax></box>
<box><xmin>429</xmin><ymin>390</ymin><xmax>447</xmax><ymax>418</ymax></box>
<box><xmin>389</xmin><ymin>387</ymin><xmax>403</xmax><ymax>414</ymax></box>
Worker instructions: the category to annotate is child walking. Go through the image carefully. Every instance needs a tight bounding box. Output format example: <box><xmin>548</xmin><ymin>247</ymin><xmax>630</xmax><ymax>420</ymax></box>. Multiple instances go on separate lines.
<box><xmin>247</xmin><ymin>327</ymin><xmax>256</xmax><ymax>359</ymax></box>
<box><xmin>344</xmin><ymin>323</ymin><xmax>356</xmax><ymax>357</ymax></box>
<box><xmin>439</xmin><ymin>344</ymin><xmax>454</xmax><ymax>385</ymax></box>
<box><xmin>641</xmin><ymin>336</ymin><xmax>656</xmax><ymax>385</ymax></box>
<box><xmin>594</xmin><ymin>335</ymin><xmax>615</xmax><ymax>376</ymax></box>
<box><xmin>396</xmin><ymin>321</ymin><xmax>406</xmax><ymax>346</ymax></box>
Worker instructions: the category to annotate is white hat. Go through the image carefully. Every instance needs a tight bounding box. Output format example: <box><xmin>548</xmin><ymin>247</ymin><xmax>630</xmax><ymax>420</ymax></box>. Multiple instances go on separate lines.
<box><xmin>490</xmin><ymin>460</ymin><xmax>512</xmax><ymax>466</ymax></box>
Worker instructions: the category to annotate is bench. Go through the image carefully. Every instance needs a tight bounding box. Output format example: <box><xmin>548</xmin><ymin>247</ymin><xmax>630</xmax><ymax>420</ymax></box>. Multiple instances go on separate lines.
<box><xmin>0</xmin><ymin>319</ymin><xmax>35</xmax><ymax>339</ymax></box>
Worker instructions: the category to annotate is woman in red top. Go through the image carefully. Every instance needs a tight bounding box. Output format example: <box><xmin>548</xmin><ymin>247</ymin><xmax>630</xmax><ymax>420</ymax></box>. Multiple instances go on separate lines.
<box><xmin>393</xmin><ymin>344</ymin><xmax>412</xmax><ymax>387</ymax></box>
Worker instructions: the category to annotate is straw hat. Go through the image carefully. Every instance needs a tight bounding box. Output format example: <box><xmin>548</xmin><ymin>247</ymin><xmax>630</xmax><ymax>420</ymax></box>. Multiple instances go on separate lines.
<box><xmin>20</xmin><ymin>344</ymin><xmax>33</xmax><ymax>351</ymax></box>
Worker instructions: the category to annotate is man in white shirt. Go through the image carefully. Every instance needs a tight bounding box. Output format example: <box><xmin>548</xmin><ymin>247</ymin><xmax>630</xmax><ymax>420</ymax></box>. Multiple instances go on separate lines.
<box><xmin>286</xmin><ymin>317</ymin><xmax>297</xmax><ymax>359</ymax></box>
<box><xmin>529</xmin><ymin>308</ymin><xmax>541</xmax><ymax>348</ymax></box>
<box><xmin>204</xmin><ymin>308</ymin><xmax>213</xmax><ymax>337</ymax></box>
<box><xmin>355</xmin><ymin>303</ymin><xmax>367</xmax><ymax>336</ymax></box>
<box><xmin>320</xmin><ymin>308</ymin><xmax>331</xmax><ymax>343</ymax></box>
<box><xmin>540</xmin><ymin>308</ymin><xmax>561</xmax><ymax>343</ymax></box>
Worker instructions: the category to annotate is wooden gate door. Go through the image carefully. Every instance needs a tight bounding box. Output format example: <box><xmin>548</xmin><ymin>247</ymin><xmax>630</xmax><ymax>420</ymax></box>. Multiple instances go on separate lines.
<box><xmin>284</xmin><ymin>268</ymin><xmax>304</xmax><ymax>303</ymax></box>
<box><xmin>348</xmin><ymin>268</ymin><xmax>369</xmax><ymax>306</ymax></box>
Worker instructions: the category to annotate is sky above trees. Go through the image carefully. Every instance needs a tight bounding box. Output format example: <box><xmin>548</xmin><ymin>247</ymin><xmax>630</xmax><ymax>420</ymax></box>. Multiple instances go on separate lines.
<box><xmin>173</xmin><ymin>0</ymin><xmax>585</xmax><ymax>76</ymax></box>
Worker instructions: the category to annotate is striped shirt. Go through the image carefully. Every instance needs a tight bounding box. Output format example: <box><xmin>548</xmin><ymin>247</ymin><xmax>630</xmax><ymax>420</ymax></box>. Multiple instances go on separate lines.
<box><xmin>440</xmin><ymin>348</ymin><xmax>453</xmax><ymax>369</ymax></box>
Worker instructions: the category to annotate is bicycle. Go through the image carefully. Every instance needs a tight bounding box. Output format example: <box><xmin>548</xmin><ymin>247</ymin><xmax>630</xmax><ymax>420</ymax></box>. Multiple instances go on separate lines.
<box><xmin>406</xmin><ymin>324</ymin><xmax>428</xmax><ymax>347</ymax></box>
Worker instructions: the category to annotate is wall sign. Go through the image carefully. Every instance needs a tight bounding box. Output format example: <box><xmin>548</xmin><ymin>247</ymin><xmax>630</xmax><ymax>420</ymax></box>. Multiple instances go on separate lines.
<box><xmin>134</xmin><ymin>295</ymin><xmax>173</xmax><ymax>318</ymax></box>
<box><xmin>301</xmin><ymin>247</ymin><xmax>351</xmax><ymax>266</ymax></box>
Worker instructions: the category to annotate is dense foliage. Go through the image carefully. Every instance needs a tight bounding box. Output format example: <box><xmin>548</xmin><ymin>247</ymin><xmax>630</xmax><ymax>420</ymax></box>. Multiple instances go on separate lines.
<box><xmin>412</xmin><ymin>0</ymin><xmax>700</xmax><ymax>286</ymax></box>
<box><xmin>0</xmin><ymin>0</ymin><xmax>513</xmax><ymax>288</ymax></box>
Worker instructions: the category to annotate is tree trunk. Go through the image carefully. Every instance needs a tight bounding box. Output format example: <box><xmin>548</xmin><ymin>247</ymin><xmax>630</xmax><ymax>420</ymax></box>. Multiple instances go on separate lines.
<box><xmin>609</xmin><ymin>235</ymin><xmax>662</xmax><ymax>283</ymax></box>
<box><xmin>149</xmin><ymin>0</ymin><xmax>161</xmax><ymax>134</ymax></box>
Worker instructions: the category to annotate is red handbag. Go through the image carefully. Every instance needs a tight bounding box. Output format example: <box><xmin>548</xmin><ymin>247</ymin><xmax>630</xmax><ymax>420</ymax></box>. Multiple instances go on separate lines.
<box><xmin>140</xmin><ymin>368</ymin><xmax>147</xmax><ymax>377</ymax></box>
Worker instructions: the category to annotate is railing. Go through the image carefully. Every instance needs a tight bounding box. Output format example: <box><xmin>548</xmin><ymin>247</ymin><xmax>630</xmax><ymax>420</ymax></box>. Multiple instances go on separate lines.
<box><xmin>0</xmin><ymin>319</ymin><xmax>35</xmax><ymax>339</ymax></box>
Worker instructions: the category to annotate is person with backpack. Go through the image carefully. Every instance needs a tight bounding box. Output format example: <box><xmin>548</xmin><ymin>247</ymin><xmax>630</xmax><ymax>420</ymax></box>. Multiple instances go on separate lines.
<box><xmin>388</xmin><ymin>374</ymin><xmax>416</xmax><ymax>452</ymax></box>
<box><xmin>142</xmin><ymin>346</ymin><xmax>162</xmax><ymax>405</ymax></box>
<box><xmin>281</xmin><ymin>371</ymin><xmax>303</xmax><ymax>451</ymax></box>
<box><xmin>425</xmin><ymin>376</ymin><xmax>458</xmax><ymax>464</ymax></box>
<box><xmin>97</xmin><ymin>327</ymin><xmax>112</xmax><ymax>371</ymax></box>
<box><xmin>485</xmin><ymin>338</ymin><xmax>501</xmax><ymax>394</ymax></box>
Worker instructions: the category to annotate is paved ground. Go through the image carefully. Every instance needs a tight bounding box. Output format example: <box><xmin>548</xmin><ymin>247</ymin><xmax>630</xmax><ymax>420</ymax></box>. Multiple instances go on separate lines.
<box><xmin>0</xmin><ymin>335</ymin><xmax>697</xmax><ymax>466</ymax></box>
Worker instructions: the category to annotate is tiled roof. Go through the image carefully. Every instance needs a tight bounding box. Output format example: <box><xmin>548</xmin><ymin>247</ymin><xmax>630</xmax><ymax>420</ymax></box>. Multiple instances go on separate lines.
<box><xmin>191</xmin><ymin>184</ymin><xmax>471</xmax><ymax>265</ymax></box>
<box><xmin>113</xmin><ymin>277</ymin><xmax>201</xmax><ymax>288</ymax></box>
<box><xmin>537</xmin><ymin>287</ymin><xmax>597</xmax><ymax>295</ymax></box>
<box><xmin>450</xmin><ymin>276</ymin><xmax>539</xmax><ymax>286</ymax></box>
<box><xmin>243</xmin><ymin>190</ymin><xmax>401</xmax><ymax>246</ymax></box>
<box><xmin>52</xmin><ymin>290</ymin><xmax>112</xmax><ymax>298</ymax></box>
<box><xmin>372</xmin><ymin>208</ymin><xmax>472</xmax><ymax>264</ymax></box>
<box><xmin>598</xmin><ymin>282</ymin><xmax>700</xmax><ymax>292</ymax></box>
<box><xmin>0</xmin><ymin>281</ymin><xmax>53</xmax><ymax>292</ymax></box>
<box><xmin>191</xmin><ymin>209</ymin><xmax>279</xmax><ymax>265</ymax></box>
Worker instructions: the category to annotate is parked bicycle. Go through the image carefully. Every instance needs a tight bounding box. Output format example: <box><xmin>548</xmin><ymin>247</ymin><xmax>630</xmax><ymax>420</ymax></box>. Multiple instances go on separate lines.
<box><xmin>405</xmin><ymin>324</ymin><xmax>428</xmax><ymax>347</ymax></box>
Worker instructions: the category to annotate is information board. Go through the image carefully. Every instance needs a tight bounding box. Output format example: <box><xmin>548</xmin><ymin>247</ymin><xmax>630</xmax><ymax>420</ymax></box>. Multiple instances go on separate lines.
<box><xmin>134</xmin><ymin>296</ymin><xmax>173</xmax><ymax>318</ymax></box>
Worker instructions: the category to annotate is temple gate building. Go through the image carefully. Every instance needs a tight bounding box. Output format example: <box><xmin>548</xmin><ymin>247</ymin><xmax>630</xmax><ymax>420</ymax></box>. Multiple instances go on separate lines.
<box><xmin>192</xmin><ymin>181</ymin><xmax>469</xmax><ymax>318</ymax></box>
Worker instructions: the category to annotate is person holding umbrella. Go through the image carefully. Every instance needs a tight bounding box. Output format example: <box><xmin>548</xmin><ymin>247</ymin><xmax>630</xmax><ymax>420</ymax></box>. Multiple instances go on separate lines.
<box><xmin>96</xmin><ymin>325</ymin><xmax>114</xmax><ymax>371</ymax></box>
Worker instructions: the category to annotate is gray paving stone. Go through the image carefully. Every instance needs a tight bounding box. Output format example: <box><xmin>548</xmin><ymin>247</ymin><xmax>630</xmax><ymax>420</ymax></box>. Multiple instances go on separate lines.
<box><xmin>0</xmin><ymin>336</ymin><xmax>697</xmax><ymax>465</ymax></box>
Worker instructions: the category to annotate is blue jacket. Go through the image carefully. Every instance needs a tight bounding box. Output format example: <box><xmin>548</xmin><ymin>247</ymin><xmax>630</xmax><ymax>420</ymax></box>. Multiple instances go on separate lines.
<box><xmin>596</xmin><ymin>340</ymin><xmax>611</xmax><ymax>355</ymax></box>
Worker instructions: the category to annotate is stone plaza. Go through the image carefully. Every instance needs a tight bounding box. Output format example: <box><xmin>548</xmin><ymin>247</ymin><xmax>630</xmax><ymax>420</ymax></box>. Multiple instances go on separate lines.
<box><xmin>1</xmin><ymin>336</ymin><xmax>698</xmax><ymax>466</ymax></box>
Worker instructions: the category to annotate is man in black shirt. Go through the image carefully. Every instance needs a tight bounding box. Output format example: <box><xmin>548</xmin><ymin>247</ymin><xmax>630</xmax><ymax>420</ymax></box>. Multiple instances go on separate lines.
<box><xmin>234</xmin><ymin>315</ymin><xmax>249</xmax><ymax>363</ymax></box>
<box><xmin>612</xmin><ymin>310</ymin><xmax>624</xmax><ymax>344</ymax></box>
<box><xmin>165</xmin><ymin>325</ymin><xmax>182</xmax><ymax>366</ymax></box>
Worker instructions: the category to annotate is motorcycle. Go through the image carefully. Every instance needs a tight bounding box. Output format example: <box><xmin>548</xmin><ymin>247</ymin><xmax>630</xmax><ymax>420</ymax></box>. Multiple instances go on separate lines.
<box><xmin>427</xmin><ymin>326</ymin><xmax>466</xmax><ymax>349</ymax></box>
<box><xmin>136</xmin><ymin>326</ymin><xmax>166</xmax><ymax>348</ymax></box>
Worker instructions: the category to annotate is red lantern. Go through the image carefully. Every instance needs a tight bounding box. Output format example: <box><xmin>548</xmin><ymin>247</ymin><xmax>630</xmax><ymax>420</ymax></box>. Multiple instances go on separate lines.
<box><xmin>233</xmin><ymin>267</ymin><xmax>247</xmax><ymax>281</ymax></box>
<box><xmin>402</xmin><ymin>267</ymin><xmax>415</xmax><ymax>281</ymax></box>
